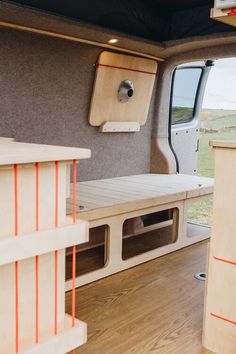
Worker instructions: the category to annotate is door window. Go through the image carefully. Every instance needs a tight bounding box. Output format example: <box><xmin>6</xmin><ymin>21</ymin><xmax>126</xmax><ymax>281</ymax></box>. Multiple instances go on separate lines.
<box><xmin>171</xmin><ymin>68</ymin><xmax>203</xmax><ymax>124</ymax></box>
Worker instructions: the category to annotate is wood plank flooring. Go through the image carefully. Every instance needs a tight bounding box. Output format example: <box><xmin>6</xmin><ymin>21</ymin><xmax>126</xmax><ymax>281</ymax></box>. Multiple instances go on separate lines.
<box><xmin>65</xmin><ymin>241</ymin><xmax>213</xmax><ymax>354</ymax></box>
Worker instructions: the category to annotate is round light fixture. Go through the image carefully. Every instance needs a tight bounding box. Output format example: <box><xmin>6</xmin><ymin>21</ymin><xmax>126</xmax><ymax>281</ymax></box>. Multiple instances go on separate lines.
<box><xmin>108</xmin><ymin>38</ymin><xmax>119</xmax><ymax>44</ymax></box>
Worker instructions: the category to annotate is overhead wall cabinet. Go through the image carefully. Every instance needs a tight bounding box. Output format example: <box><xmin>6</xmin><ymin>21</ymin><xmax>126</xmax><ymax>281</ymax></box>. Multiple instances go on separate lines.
<box><xmin>0</xmin><ymin>139</ymin><xmax>90</xmax><ymax>354</ymax></box>
<box><xmin>212</xmin><ymin>0</ymin><xmax>236</xmax><ymax>26</ymax></box>
<box><xmin>203</xmin><ymin>140</ymin><xmax>236</xmax><ymax>354</ymax></box>
<box><xmin>89</xmin><ymin>51</ymin><xmax>158</xmax><ymax>132</ymax></box>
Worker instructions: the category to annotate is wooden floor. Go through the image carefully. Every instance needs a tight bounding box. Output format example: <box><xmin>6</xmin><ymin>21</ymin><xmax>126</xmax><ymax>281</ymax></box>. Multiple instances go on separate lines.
<box><xmin>65</xmin><ymin>241</ymin><xmax>213</xmax><ymax>354</ymax></box>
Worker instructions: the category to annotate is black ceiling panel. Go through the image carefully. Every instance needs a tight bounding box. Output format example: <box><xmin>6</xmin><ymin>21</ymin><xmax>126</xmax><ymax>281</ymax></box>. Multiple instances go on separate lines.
<box><xmin>6</xmin><ymin>0</ymin><xmax>236</xmax><ymax>42</ymax></box>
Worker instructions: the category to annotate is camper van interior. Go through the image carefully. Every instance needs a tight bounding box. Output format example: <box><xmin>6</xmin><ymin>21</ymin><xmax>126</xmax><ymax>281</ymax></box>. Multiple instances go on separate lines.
<box><xmin>0</xmin><ymin>0</ymin><xmax>236</xmax><ymax>353</ymax></box>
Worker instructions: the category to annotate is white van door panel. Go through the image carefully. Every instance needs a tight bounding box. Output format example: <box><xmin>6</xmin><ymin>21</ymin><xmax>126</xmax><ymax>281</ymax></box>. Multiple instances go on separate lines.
<box><xmin>170</xmin><ymin>62</ymin><xmax>213</xmax><ymax>174</ymax></box>
<box><xmin>171</xmin><ymin>119</ymin><xmax>199</xmax><ymax>174</ymax></box>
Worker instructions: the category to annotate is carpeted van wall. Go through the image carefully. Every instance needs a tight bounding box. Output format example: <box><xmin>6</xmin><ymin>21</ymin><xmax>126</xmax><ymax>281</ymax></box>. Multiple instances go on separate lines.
<box><xmin>0</xmin><ymin>28</ymin><xmax>157</xmax><ymax>180</ymax></box>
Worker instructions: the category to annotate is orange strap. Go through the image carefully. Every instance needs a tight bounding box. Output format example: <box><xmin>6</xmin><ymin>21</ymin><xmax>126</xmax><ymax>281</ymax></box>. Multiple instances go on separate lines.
<box><xmin>35</xmin><ymin>162</ymin><xmax>39</xmax><ymax>344</ymax></box>
<box><xmin>211</xmin><ymin>313</ymin><xmax>236</xmax><ymax>325</ymax></box>
<box><xmin>211</xmin><ymin>256</ymin><xmax>236</xmax><ymax>326</ymax></box>
<box><xmin>54</xmin><ymin>161</ymin><xmax>59</xmax><ymax>335</ymax></box>
<box><xmin>72</xmin><ymin>160</ymin><xmax>77</xmax><ymax>326</ymax></box>
<box><xmin>14</xmin><ymin>164</ymin><xmax>18</xmax><ymax>236</ymax></box>
<box><xmin>96</xmin><ymin>63</ymin><xmax>157</xmax><ymax>75</ymax></box>
<box><xmin>214</xmin><ymin>256</ymin><xmax>236</xmax><ymax>266</ymax></box>
<box><xmin>71</xmin><ymin>160</ymin><xmax>77</xmax><ymax>354</ymax></box>
<box><xmin>14</xmin><ymin>164</ymin><xmax>19</xmax><ymax>353</ymax></box>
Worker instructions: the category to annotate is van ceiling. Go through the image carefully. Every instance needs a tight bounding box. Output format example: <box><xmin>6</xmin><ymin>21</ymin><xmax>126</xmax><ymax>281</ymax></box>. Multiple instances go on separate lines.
<box><xmin>7</xmin><ymin>0</ymin><xmax>236</xmax><ymax>42</ymax></box>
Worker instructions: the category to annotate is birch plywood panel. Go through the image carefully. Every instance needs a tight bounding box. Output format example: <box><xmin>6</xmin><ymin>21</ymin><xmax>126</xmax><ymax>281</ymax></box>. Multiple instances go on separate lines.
<box><xmin>203</xmin><ymin>141</ymin><xmax>236</xmax><ymax>354</ymax></box>
<box><xmin>0</xmin><ymin>140</ymin><xmax>90</xmax><ymax>354</ymax></box>
<box><xmin>0</xmin><ymin>163</ymin><xmax>66</xmax><ymax>353</ymax></box>
<box><xmin>67</xmin><ymin>174</ymin><xmax>213</xmax><ymax>221</ymax></box>
<box><xmin>89</xmin><ymin>51</ymin><xmax>157</xmax><ymax>129</ymax></box>
<box><xmin>0</xmin><ymin>140</ymin><xmax>91</xmax><ymax>165</ymax></box>
<box><xmin>210</xmin><ymin>148</ymin><xmax>236</xmax><ymax>261</ymax></box>
<box><xmin>203</xmin><ymin>246</ymin><xmax>236</xmax><ymax>354</ymax></box>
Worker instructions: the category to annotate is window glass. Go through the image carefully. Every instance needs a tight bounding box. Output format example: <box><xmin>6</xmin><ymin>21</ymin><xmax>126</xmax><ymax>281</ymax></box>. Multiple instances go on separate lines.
<box><xmin>171</xmin><ymin>68</ymin><xmax>202</xmax><ymax>124</ymax></box>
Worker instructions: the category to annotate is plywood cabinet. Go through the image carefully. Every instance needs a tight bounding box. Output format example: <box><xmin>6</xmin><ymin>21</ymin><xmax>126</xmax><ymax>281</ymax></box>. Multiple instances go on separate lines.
<box><xmin>89</xmin><ymin>51</ymin><xmax>157</xmax><ymax>132</ymax></box>
<box><xmin>203</xmin><ymin>140</ymin><xmax>236</xmax><ymax>354</ymax></box>
<box><xmin>0</xmin><ymin>140</ymin><xmax>90</xmax><ymax>354</ymax></box>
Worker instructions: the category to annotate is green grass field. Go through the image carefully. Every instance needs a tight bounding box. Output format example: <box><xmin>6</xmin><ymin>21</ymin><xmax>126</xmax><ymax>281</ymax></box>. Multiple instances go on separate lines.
<box><xmin>188</xmin><ymin>110</ymin><xmax>236</xmax><ymax>225</ymax></box>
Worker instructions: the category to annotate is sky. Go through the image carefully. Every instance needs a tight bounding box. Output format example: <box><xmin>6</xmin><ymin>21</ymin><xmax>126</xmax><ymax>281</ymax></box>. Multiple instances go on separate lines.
<box><xmin>203</xmin><ymin>58</ymin><xmax>236</xmax><ymax>110</ymax></box>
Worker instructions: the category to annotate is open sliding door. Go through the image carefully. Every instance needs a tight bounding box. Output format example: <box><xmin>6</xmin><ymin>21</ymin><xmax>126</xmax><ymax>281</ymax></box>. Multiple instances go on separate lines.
<box><xmin>170</xmin><ymin>61</ymin><xmax>213</xmax><ymax>174</ymax></box>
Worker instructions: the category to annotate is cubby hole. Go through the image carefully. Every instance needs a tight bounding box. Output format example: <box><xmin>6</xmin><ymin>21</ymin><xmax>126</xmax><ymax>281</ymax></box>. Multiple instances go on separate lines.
<box><xmin>122</xmin><ymin>208</ymin><xmax>179</xmax><ymax>260</ymax></box>
<box><xmin>66</xmin><ymin>224</ymin><xmax>109</xmax><ymax>279</ymax></box>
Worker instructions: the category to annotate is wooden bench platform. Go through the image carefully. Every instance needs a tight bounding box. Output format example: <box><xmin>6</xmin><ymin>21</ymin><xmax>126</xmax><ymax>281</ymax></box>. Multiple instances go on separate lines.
<box><xmin>66</xmin><ymin>174</ymin><xmax>214</xmax><ymax>290</ymax></box>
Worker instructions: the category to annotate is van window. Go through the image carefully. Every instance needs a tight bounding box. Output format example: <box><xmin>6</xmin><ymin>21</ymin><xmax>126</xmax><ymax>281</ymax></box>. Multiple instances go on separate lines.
<box><xmin>171</xmin><ymin>67</ymin><xmax>202</xmax><ymax>124</ymax></box>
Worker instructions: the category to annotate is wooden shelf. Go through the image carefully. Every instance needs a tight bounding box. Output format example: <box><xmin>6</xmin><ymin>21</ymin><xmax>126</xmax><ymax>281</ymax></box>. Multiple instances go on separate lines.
<box><xmin>15</xmin><ymin>315</ymin><xmax>86</xmax><ymax>354</ymax></box>
<box><xmin>211</xmin><ymin>7</ymin><xmax>236</xmax><ymax>27</ymax></box>
<box><xmin>0</xmin><ymin>140</ymin><xmax>90</xmax><ymax>165</ymax></box>
<box><xmin>0</xmin><ymin>221</ymin><xmax>88</xmax><ymax>266</ymax></box>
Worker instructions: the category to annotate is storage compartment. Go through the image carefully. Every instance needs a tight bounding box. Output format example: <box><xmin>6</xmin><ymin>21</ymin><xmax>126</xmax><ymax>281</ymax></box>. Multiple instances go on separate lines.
<box><xmin>122</xmin><ymin>208</ymin><xmax>179</xmax><ymax>260</ymax></box>
<box><xmin>66</xmin><ymin>224</ymin><xmax>109</xmax><ymax>278</ymax></box>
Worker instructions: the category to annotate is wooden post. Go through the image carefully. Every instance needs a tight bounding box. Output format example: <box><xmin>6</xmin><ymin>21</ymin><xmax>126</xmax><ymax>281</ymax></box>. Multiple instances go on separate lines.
<box><xmin>203</xmin><ymin>140</ymin><xmax>236</xmax><ymax>354</ymax></box>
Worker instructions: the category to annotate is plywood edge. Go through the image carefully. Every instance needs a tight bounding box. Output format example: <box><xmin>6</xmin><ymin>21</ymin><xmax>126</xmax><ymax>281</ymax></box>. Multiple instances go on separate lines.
<box><xmin>0</xmin><ymin>220</ymin><xmax>89</xmax><ymax>266</ymax></box>
<box><xmin>0</xmin><ymin>140</ymin><xmax>91</xmax><ymax>165</ymax></box>
<box><xmin>0</xmin><ymin>137</ymin><xmax>15</xmax><ymax>142</ymax></box>
<box><xmin>19</xmin><ymin>315</ymin><xmax>87</xmax><ymax>354</ymax></box>
<box><xmin>75</xmin><ymin>195</ymin><xmax>186</xmax><ymax>221</ymax></box>
<box><xmin>186</xmin><ymin>188</ymin><xmax>214</xmax><ymax>199</ymax></box>
<box><xmin>99</xmin><ymin>121</ymin><xmax>140</xmax><ymax>132</ymax></box>
<box><xmin>210</xmin><ymin>139</ymin><xmax>236</xmax><ymax>149</ymax></box>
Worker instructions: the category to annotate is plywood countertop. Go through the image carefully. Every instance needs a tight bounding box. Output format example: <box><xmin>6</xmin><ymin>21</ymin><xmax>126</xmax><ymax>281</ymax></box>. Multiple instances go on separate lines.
<box><xmin>0</xmin><ymin>140</ymin><xmax>91</xmax><ymax>165</ymax></box>
<box><xmin>210</xmin><ymin>140</ymin><xmax>236</xmax><ymax>149</ymax></box>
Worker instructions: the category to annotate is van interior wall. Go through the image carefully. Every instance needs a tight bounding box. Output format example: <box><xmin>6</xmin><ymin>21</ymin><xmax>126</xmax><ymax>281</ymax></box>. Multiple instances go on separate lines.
<box><xmin>0</xmin><ymin>28</ymin><xmax>156</xmax><ymax>181</ymax></box>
